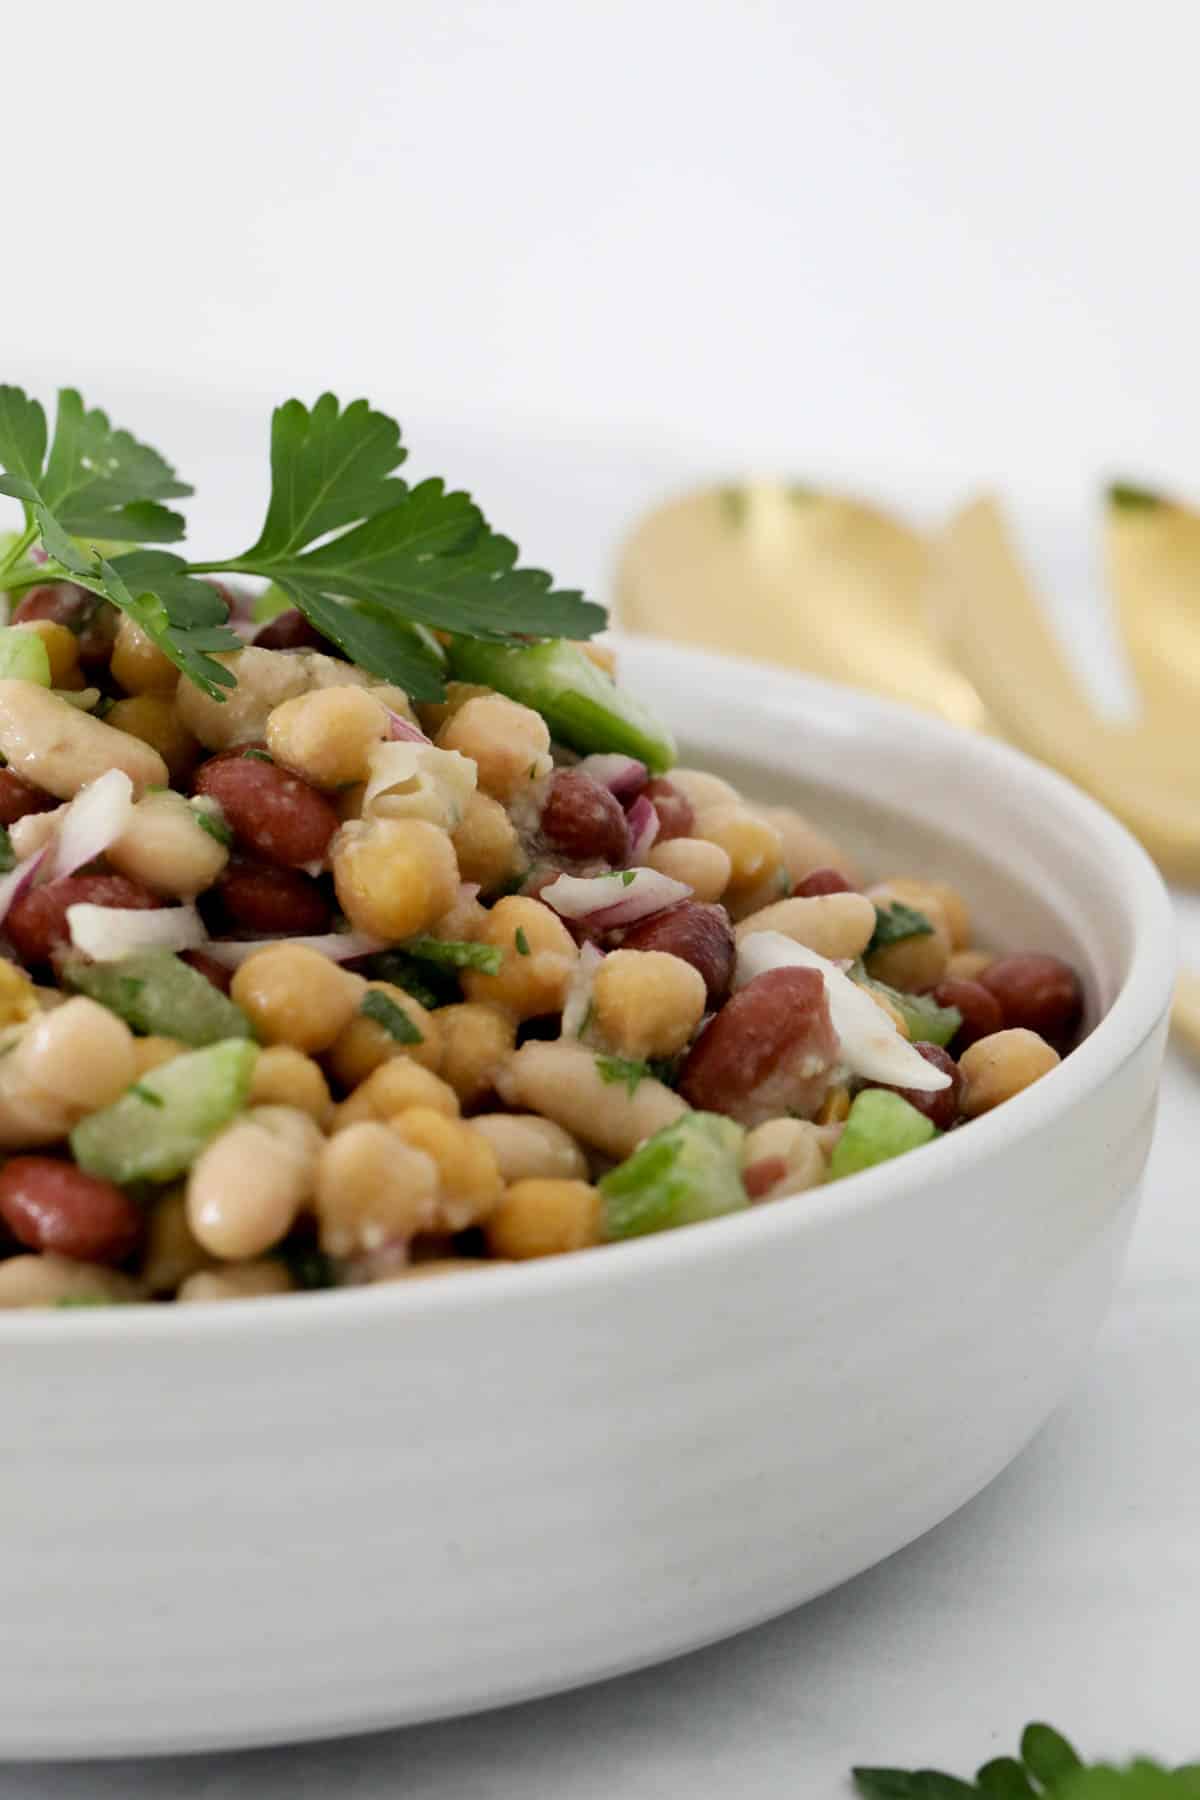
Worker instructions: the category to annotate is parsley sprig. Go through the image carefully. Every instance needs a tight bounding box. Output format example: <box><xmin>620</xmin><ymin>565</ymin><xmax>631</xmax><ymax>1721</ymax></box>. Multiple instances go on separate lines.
<box><xmin>0</xmin><ymin>387</ymin><xmax>605</xmax><ymax>703</ymax></box>
<box><xmin>854</xmin><ymin>1722</ymin><xmax>1200</xmax><ymax>1797</ymax></box>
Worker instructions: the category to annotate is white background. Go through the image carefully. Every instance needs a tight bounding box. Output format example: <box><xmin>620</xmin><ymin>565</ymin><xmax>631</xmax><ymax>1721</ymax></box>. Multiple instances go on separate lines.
<box><xmin>4</xmin><ymin>1</ymin><xmax>1200</xmax><ymax>1791</ymax></box>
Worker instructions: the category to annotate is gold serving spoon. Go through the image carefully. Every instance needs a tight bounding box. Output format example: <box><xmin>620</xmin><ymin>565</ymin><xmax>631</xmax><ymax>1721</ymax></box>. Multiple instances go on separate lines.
<box><xmin>614</xmin><ymin>480</ymin><xmax>1200</xmax><ymax>1056</ymax></box>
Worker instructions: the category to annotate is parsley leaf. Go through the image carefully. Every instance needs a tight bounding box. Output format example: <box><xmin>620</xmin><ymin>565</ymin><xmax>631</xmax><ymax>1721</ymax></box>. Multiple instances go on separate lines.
<box><xmin>191</xmin><ymin>803</ymin><xmax>233</xmax><ymax>848</ymax></box>
<box><xmin>129</xmin><ymin>1082</ymin><xmax>165</xmax><ymax>1107</ymax></box>
<box><xmin>0</xmin><ymin>825</ymin><xmax>14</xmax><ymax>874</ymax></box>
<box><xmin>514</xmin><ymin>927</ymin><xmax>531</xmax><ymax>957</ymax></box>
<box><xmin>595</xmin><ymin>1054</ymin><xmax>653</xmax><ymax>1097</ymax></box>
<box><xmin>867</xmin><ymin>900</ymin><xmax>934</xmax><ymax>956</ymax></box>
<box><xmin>853</xmin><ymin>1724</ymin><xmax>1200</xmax><ymax>1799</ymax></box>
<box><xmin>1107</xmin><ymin>481</ymin><xmax>1165</xmax><ymax>511</ymax></box>
<box><xmin>362</xmin><ymin>950</ymin><xmax>456</xmax><ymax>1010</ymax></box>
<box><xmin>360</xmin><ymin>989</ymin><xmax>424</xmax><ymax>1044</ymax></box>
<box><xmin>404</xmin><ymin>936</ymin><xmax>503</xmax><ymax>975</ymax></box>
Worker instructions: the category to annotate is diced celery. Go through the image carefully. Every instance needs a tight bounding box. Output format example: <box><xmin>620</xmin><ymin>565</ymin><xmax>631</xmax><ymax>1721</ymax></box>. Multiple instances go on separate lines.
<box><xmin>70</xmin><ymin>1039</ymin><xmax>258</xmax><ymax>1185</ymax></box>
<box><xmin>251</xmin><ymin>582</ymin><xmax>292</xmax><ymax>624</ymax></box>
<box><xmin>852</xmin><ymin>968</ymin><xmax>961</xmax><ymax>1048</ymax></box>
<box><xmin>0</xmin><ymin>626</ymin><xmax>51</xmax><ymax>686</ymax></box>
<box><xmin>826</xmin><ymin>1089</ymin><xmax>937</xmax><ymax>1182</ymax></box>
<box><xmin>63</xmin><ymin>950</ymin><xmax>252</xmax><ymax>1047</ymax></box>
<box><xmin>446</xmin><ymin>637</ymin><xmax>676</xmax><ymax>774</ymax></box>
<box><xmin>600</xmin><ymin>1111</ymin><xmax>746</xmax><ymax>1239</ymax></box>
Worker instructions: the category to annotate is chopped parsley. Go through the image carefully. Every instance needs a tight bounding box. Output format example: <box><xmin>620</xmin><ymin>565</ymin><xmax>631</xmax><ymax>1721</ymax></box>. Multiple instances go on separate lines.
<box><xmin>595</xmin><ymin>1054</ymin><xmax>653</xmax><ymax>1097</ymax></box>
<box><xmin>129</xmin><ymin>1082</ymin><xmax>165</xmax><ymax>1107</ymax></box>
<box><xmin>514</xmin><ymin>927</ymin><xmax>531</xmax><ymax>957</ymax></box>
<box><xmin>866</xmin><ymin>900</ymin><xmax>934</xmax><ymax>957</ymax></box>
<box><xmin>192</xmin><ymin>804</ymin><xmax>233</xmax><ymax>847</ymax></box>
<box><xmin>240</xmin><ymin>748</ymin><xmax>273</xmax><ymax>764</ymax></box>
<box><xmin>0</xmin><ymin>825</ymin><xmax>13</xmax><ymax>874</ymax></box>
<box><xmin>360</xmin><ymin>989</ymin><xmax>424</xmax><ymax>1044</ymax></box>
<box><xmin>56</xmin><ymin>1294</ymin><xmax>114</xmax><ymax>1308</ymax></box>
<box><xmin>405</xmin><ymin>935</ymin><xmax>503</xmax><ymax>975</ymax></box>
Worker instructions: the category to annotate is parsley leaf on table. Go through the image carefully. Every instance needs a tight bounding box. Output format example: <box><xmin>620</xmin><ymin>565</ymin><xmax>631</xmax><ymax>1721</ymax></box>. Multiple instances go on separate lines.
<box><xmin>853</xmin><ymin>1724</ymin><xmax>1200</xmax><ymax>1799</ymax></box>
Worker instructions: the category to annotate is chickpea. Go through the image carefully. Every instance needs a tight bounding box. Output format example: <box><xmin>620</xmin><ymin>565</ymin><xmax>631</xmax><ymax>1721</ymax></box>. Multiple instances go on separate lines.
<box><xmin>815</xmin><ymin>1086</ymin><xmax>851</xmax><ymax>1125</ymax></box>
<box><xmin>432</xmin><ymin>887</ymin><xmax>489</xmax><ymax>943</ymax></box>
<box><xmin>646</xmin><ymin>837</ymin><xmax>731</xmax><ymax>904</ymax></box>
<box><xmin>591</xmin><ymin>950</ymin><xmax>706</xmax><ymax>1060</ymax></box>
<box><xmin>141</xmin><ymin>1188</ymin><xmax>215</xmax><ymax>1295</ymax></box>
<box><xmin>437</xmin><ymin>695</ymin><xmax>551</xmax><ymax>804</ymax></box>
<box><xmin>958</xmin><ymin>1028</ymin><xmax>1060</xmax><ymax>1117</ymax></box>
<box><xmin>332</xmin><ymin>816</ymin><xmax>459</xmax><ymax>941</ymax></box>
<box><xmin>668</xmin><ymin>768</ymin><xmax>741</xmax><ymax>815</ymax></box>
<box><xmin>870</xmin><ymin>877</ymin><xmax>971</xmax><ymax>952</ymax></box>
<box><xmin>734</xmin><ymin>891</ymin><xmax>877</xmax><ymax>960</ymax></box>
<box><xmin>178</xmin><ymin>1262</ymin><xmax>295</xmax><ymax>1302</ymax></box>
<box><xmin>266</xmin><ymin>685</ymin><xmax>389</xmax><ymax>790</ymax></box>
<box><xmin>414</xmin><ymin>681</ymin><xmax>492</xmax><ymax>739</ymax></box>
<box><xmin>249</xmin><ymin>1045</ymin><xmax>334</xmax><ymax>1125</ymax></box>
<box><xmin>436</xmin><ymin>1003</ymin><xmax>516</xmax><ymax>1107</ymax></box>
<box><xmin>741</xmin><ymin>1117</ymin><xmax>827</xmax><ymax>1197</ymax></box>
<box><xmin>105</xmin><ymin>695</ymin><xmax>200</xmax><ymax>786</ymax></box>
<box><xmin>315</xmin><ymin>1123</ymin><xmax>438</xmax><ymax>1256</ymax></box>
<box><xmin>0</xmin><ymin>961</ymin><xmax>38</xmax><ymax>1029</ymax></box>
<box><xmin>695</xmin><ymin>805</ymin><xmax>783</xmax><ymax>900</ymax></box>
<box><xmin>174</xmin><ymin>647</ymin><xmax>312</xmax><ymax>751</ymax></box>
<box><xmin>485</xmin><ymin>1178</ymin><xmax>602</xmax><ymax>1260</ymax></box>
<box><xmin>110</xmin><ymin>615</ymin><xmax>180</xmax><ymax>694</ymax></box>
<box><xmin>332</xmin><ymin>1059</ymin><xmax>461</xmax><ymax>1129</ymax></box>
<box><xmin>231</xmin><ymin>944</ymin><xmax>364</xmax><ymax>1053</ymax></box>
<box><xmin>108</xmin><ymin>789</ymin><xmax>229</xmax><ymax>899</ymax></box>
<box><xmin>451</xmin><ymin>790</ymin><xmax>522</xmax><ymax>894</ymax></box>
<box><xmin>14</xmin><ymin>619</ymin><xmax>81</xmax><ymax>687</ymax></box>
<box><xmin>755</xmin><ymin>804</ymin><xmax>859</xmax><ymax>888</ymax></box>
<box><xmin>187</xmin><ymin>1105</ymin><xmax>322</xmax><ymax>1260</ymax></box>
<box><xmin>391</xmin><ymin>1107</ymin><xmax>504</xmax><ymax>1231</ymax></box>
<box><xmin>325</xmin><ymin>984</ymin><xmax>442</xmax><ymax>1089</ymax></box>
<box><xmin>461</xmin><ymin>896</ymin><xmax>579</xmax><ymax>1020</ymax></box>
<box><xmin>499</xmin><ymin>1040</ymin><xmax>687</xmax><ymax>1161</ymax></box>
<box><xmin>947</xmin><ymin>948</ymin><xmax>996</xmax><ymax>982</ymax></box>
<box><xmin>865</xmin><ymin>888</ymin><xmax>952</xmax><ymax>992</ymax></box>
<box><xmin>468</xmin><ymin>1113</ymin><xmax>588</xmax><ymax>1184</ymax></box>
<box><xmin>0</xmin><ymin>1252</ymin><xmax>140</xmax><ymax>1308</ymax></box>
<box><xmin>131</xmin><ymin>1035</ymin><xmax>188</xmax><ymax>1077</ymax></box>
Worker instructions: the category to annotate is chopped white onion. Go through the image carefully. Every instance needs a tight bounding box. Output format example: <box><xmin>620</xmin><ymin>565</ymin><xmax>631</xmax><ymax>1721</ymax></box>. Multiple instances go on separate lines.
<box><xmin>734</xmin><ymin>931</ymin><xmax>951</xmax><ymax>1092</ymax></box>
<box><xmin>0</xmin><ymin>847</ymin><xmax>47</xmax><ymax>930</ymax></box>
<box><xmin>575</xmin><ymin>753</ymin><xmax>647</xmax><ymax>799</ymax></box>
<box><xmin>67</xmin><ymin>902</ymin><xmax>208</xmax><ymax>962</ymax></box>
<box><xmin>50</xmin><ymin>769</ymin><xmax>135</xmax><ymax>881</ymax></box>
<box><xmin>625</xmin><ymin>794</ymin><xmax>660</xmax><ymax>863</ymax></box>
<box><xmin>541</xmin><ymin>867</ymin><xmax>691</xmax><ymax>930</ymax></box>
<box><xmin>561</xmin><ymin>941</ymin><xmax>605</xmax><ymax>1040</ymax></box>
<box><xmin>386</xmin><ymin>710</ymin><xmax>433</xmax><ymax>746</ymax></box>
<box><xmin>203</xmin><ymin>931</ymin><xmax>388</xmax><ymax>970</ymax></box>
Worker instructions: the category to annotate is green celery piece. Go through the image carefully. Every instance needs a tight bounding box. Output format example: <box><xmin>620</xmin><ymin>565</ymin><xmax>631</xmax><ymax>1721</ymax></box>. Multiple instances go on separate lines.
<box><xmin>827</xmin><ymin>1089</ymin><xmax>937</xmax><ymax>1182</ymax></box>
<box><xmin>251</xmin><ymin>582</ymin><xmax>293</xmax><ymax>624</ymax></box>
<box><xmin>0</xmin><ymin>625</ymin><xmax>51</xmax><ymax>686</ymax></box>
<box><xmin>600</xmin><ymin>1112</ymin><xmax>746</xmax><ymax>1240</ymax></box>
<box><xmin>63</xmin><ymin>950</ymin><xmax>252</xmax><ymax>1047</ymax></box>
<box><xmin>446</xmin><ymin>637</ymin><xmax>676</xmax><ymax>774</ymax></box>
<box><xmin>70</xmin><ymin>1039</ymin><xmax>258</xmax><ymax>1184</ymax></box>
<box><xmin>853</xmin><ymin>968</ymin><xmax>961</xmax><ymax>1048</ymax></box>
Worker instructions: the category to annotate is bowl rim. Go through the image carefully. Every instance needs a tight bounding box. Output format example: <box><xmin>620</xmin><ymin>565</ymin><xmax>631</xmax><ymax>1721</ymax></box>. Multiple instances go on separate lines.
<box><xmin>2</xmin><ymin>639</ymin><xmax>1177</xmax><ymax>1346</ymax></box>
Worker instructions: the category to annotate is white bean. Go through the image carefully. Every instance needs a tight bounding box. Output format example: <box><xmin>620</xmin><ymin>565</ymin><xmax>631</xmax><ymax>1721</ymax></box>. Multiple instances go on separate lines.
<box><xmin>107</xmin><ymin>790</ymin><xmax>229</xmax><ymax>898</ymax></box>
<box><xmin>0</xmin><ymin>998</ymin><xmax>137</xmax><ymax>1148</ymax></box>
<box><xmin>734</xmin><ymin>891</ymin><xmax>877</xmax><ymax>960</ymax></box>
<box><xmin>498</xmin><ymin>1041</ymin><xmax>687</xmax><ymax>1161</ymax></box>
<box><xmin>0</xmin><ymin>680</ymin><xmax>167</xmax><ymax>798</ymax></box>
<box><xmin>186</xmin><ymin>1105</ymin><xmax>322</xmax><ymax>1259</ymax></box>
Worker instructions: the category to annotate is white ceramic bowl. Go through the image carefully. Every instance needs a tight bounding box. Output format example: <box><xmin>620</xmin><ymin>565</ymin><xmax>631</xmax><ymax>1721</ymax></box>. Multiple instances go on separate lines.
<box><xmin>0</xmin><ymin>640</ymin><xmax>1175</xmax><ymax>1760</ymax></box>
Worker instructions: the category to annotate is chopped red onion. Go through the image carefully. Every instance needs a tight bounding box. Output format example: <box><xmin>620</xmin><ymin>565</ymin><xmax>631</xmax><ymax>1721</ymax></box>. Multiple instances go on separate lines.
<box><xmin>49</xmin><ymin>769</ymin><xmax>135</xmax><ymax>882</ymax></box>
<box><xmin>67</xmin><ymin>902</ymin><xmax>208</xmax><ymax>961</ymax></box>
<box><xmin>624</xmin><ymin>794</ymin><xmax>660</xmax><ymax>864</ymax></box>
<box><xmin>540</xmin><ymin>867</ymin><xmax>691</xmax><ymax>931</ymax></box>
<box><xmin>0</xmin><ymin>848</ymin><xmax>47</xmax><ymax>930</ymax></box>
<box><xmin>574</xmin><ymin>753</ymin><xmax>648</xmax><ymax>801</ymax></box>
<box><xmin>203</xmin><ymin>930</ymin><xmax>388</xmax><ymax>970</ymax></box>
<box><xmin>386</xmin><ymin>710</ymin><xmax>433</xmax><ymax>746</ymax></box>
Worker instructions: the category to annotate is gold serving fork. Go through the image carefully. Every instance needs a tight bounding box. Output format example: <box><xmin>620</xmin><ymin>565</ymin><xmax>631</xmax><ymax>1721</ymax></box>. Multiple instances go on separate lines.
<box><xmin>615</xmin><ymin>481</ymin><xmax>1200</xmax><ymax>1055</ymax></box>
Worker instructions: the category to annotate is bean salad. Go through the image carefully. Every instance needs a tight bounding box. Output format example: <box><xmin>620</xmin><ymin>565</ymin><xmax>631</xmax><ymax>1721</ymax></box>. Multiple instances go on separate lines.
<box><xmin>0</xmin><ymin>581</ymin><xmax>1083</xmax><ymax>1309</ymax></box>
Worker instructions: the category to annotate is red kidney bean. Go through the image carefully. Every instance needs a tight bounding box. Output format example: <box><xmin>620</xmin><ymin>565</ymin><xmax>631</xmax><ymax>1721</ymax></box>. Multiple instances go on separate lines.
<box><xmin>12</xmin><ymin>583</ymin><xmax>118</xmax><ymax>667</ymax></box>
<box><xmin>742</xmin><ymin>1155</ymin><xmax>789</xmax><ymax>1200</ymax></box>
<box><xmin>181</xmin><ymin>949</ymin><xmax>234</xmax><ymax>994</ymax></box>
<box><xmin>0</xmin><ymin>768</ymin><xmax>57</xmax><ymax>827</ymax></box>
<box><xmin>5</xmin><ymin>873</ymin><xmax>162</xmax><ymax>966</ymax></box>
<box><xmin>870</xmin><ymin>1041</ymin><xmax>963</xmax><ymax>1131</ymax></box>
<box><xmin>642</xmin><ymin>777</ymin><xmax>695</xmax><ymax>842</ymax></box>
<box><xmin>979</xmin><ymin>954</ymin><xmax>1083</xmax><ymax>1044</ymax></box>
<box><xmin>929</xmin><ymin>977</ymin><xmax>1003</xmax><ymax>1050</ymax></box>
<box><xmin>540</xmin><ymin>769</ymin><xmax>630</xmax><ymax>866</ymax></box>
<box><xmin>679</xmin><ymin>966</ymin><xmax>839</xmax><ymax>1126</ymax></box>
<box><xmin>193</xmin><ymin>753</ymin><xmax>339</xmax><ymax>868</ymax></box>
<box><xmin>795</xmin><ymin>867</ymin><xmax>855</xmax><ymax>898</ymax></box>
<box><xmin>0</xmin><ymin>1157</ymin><xmax>141</xmax><ymax>1264</ymax></box>
<box><xmin>211</xmin><ymin>861</ymin><xmax>332</xmax><ymax>936</ymax></box>
<box><xmin>619</xmin><ymin>900</ymin><xmax>736</xmax><ymax>1003</ymax></box>
<box><xmin>253</xmin><ymin>607</ymin><xmax>339</xmax><ymax>653</ymax></box>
